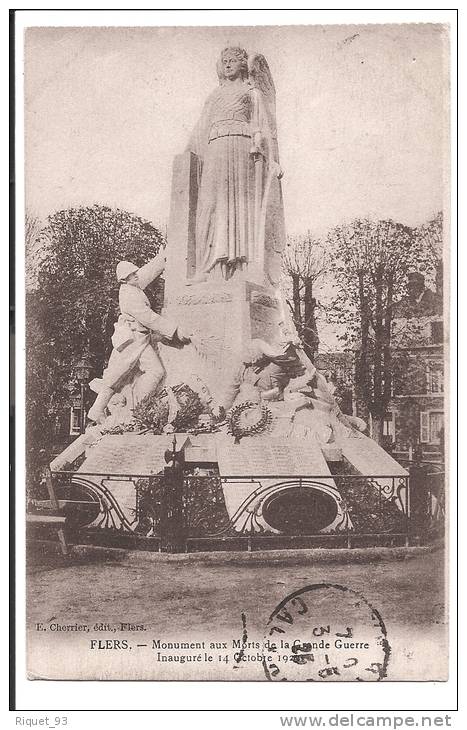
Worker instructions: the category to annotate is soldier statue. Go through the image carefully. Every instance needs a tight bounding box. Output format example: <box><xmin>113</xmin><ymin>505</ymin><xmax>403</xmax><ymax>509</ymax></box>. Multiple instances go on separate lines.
<box><xmin>88</xmin><ymin>251</ymin><xmax>192</xmax><ymax>424</ymax></box>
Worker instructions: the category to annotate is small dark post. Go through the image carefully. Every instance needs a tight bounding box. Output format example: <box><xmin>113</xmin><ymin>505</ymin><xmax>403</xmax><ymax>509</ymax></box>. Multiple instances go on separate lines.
<box><xmin>75</xmin><ymin>355</ymin><xmax>92</xmax><ymax>434</ymax></box>
<box><xmin>408</xmin><ymin>462</ymin><xmax>430</xmax><ymax>540</ymax></box>
<box><xmin>160</xmin><ymin>438</ymin><xmax>187</xmax><ymax>552</ymax></box>
<box><xmin>79</xmin><ymin>382</ymin><xmax>86</xmax><ymax>434</ymax></box>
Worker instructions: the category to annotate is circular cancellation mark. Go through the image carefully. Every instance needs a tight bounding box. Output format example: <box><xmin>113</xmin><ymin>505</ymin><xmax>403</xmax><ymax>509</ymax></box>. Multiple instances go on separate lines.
<box><xmin>262</xmin><ymin>583</ymin><xmax>391</xmax><ymax>681</ymax></box>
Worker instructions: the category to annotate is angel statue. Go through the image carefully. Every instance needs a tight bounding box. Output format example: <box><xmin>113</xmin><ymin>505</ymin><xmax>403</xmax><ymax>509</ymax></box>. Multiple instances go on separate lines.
<box><xmin>187</xmin><ymin>47</ymin><xmax>284</xmax><ymax>282</ymax></box>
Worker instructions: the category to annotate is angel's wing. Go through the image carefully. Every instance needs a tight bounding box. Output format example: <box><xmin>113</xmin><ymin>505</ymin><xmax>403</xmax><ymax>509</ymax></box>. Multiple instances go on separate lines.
<box><xmin>247</xmin><ymin>53</ymin><xmax>277</xmax><ymax>140</ymax></box>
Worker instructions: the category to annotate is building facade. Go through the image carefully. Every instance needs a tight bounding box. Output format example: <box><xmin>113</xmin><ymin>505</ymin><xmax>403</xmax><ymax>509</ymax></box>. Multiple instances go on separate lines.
<box><xmin>389</xmin><ymin>270</ymin><xmax>444</xmax><ymax>460</ymax></box>
<box><xmin>316</xmin><ymin>269</ymin><xmax>444</xmax><ymax>461</ymax></box>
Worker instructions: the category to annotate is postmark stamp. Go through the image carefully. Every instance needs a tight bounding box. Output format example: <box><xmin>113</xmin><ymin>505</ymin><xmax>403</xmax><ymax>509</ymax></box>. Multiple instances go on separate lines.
<box><xmin>262</xmin><ymin>583</ymin><xmax>391</xmax><ymax>681</ymax></box>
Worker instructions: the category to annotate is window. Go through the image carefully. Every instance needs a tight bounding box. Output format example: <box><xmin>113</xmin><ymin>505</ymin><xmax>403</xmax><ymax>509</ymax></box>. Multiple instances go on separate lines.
<box><xmin>426</xmin><ymin>363</ymin><xmax>444</xmax><ymax>394</ymax></box>
<box><xmin>383</xmin><ymin>412</ymin><xmax>395</xmax><ymax>442</ymax></box>
<box><xmin>431</xmin><ymin>320</ymin><xmax>443</xmax><ymax>344</ymax></box>
<box><xmin>429</xmin><ymin>411</ymin><xmax>444</xmax><ymax>444</ymax></box>
<box><xmin>69</xmin><ymin>407</ymin><xmax>82</xmax><ymax>436</ymax></box>
<box><xmin>420</xmin><ymin>411</ymin><xmax>444</xmax><ymax>444</ymax></box>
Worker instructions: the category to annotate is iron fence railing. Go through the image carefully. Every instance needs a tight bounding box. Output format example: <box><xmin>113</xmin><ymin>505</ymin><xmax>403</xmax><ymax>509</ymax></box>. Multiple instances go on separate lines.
<box><xmin>27</xmin><ymin>465</ymin><xmax>445</xmax><ymax>552</ymax></box>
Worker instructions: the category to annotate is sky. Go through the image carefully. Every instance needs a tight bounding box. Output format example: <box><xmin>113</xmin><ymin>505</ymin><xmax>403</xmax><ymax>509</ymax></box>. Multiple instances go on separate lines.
<box><xmin>25</xmin><ymin>23</ymin><xmax>449</xmax><ymax>237</ymax></box>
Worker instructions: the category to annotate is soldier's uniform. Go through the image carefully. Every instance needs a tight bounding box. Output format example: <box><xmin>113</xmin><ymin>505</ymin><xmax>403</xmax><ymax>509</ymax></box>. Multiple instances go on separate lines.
<box><xmin>88</xmin><ymin>253</ymin><xmax>187</xmax><ymax>423</ymax></box>
<box><xmin>222</xmin><ymin>340</ymin><xmax>307</xmax><ymax>410</ymax></box>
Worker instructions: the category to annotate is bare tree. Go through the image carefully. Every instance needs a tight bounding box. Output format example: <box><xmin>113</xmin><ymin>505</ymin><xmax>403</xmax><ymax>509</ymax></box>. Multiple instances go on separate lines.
<box><xmin>25</xmin><ymin>212</ymin><xmax>47</xmax><ymax>290</ymax></box>
<box><xmin>281</xmin><ymin>231</ymin><xmax>328</xmax><ymax>362</ymax></box>
<box><xmin>416</xmin><ymin>211</ymin><xmax>443</xmax><ymax>258</ymax></box>
<box><xmin>327</xmin><ymin>218</ymin><xmax>436</xmax><ymax>443</ymax></box>
<box><xmin>415</xmin><ymin>211</ymin><xmax>444</xmax><ymax>296</ymax></box>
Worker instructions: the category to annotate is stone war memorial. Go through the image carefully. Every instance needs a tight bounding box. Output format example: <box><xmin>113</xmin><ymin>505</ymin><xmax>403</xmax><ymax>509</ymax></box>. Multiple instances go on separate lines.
<box><xmin>48</xmin><ymin>47</ymin><xmax>409</xmax><ymax>549</ymax></box>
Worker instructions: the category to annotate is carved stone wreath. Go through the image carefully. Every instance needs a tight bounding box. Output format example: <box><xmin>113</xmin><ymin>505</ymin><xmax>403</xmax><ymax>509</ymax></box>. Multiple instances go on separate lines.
<box><xmin>226</xmin><ymin>400</ymin><xmax>273</xmax><ymax>438</ymax></box>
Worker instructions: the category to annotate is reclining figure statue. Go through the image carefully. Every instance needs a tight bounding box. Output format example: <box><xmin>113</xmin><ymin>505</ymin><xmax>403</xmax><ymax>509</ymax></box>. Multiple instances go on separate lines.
<box><xmin>223</xmin><ymin>338</ymin><xmax>366</xmax><ymax>445</ymax></box>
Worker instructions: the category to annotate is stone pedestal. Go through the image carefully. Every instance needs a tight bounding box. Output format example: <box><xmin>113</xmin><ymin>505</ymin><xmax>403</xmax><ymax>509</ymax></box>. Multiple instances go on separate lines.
<box><xmin>164</xmin><ymin>151</ymin><xmax>199</xmax><ymax>302</ymax></box>
<box><xmin>161</xmin><ymin>277</ymin><xmax>284</xmax><ymax>405</ymax></box>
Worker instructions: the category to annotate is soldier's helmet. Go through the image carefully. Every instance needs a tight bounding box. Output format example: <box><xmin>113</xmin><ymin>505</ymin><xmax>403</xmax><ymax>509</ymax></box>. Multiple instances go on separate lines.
<box><xmin>116</xmin><ymin>261</ymin><xmax>139</xmax><ymax>282</ymax></box>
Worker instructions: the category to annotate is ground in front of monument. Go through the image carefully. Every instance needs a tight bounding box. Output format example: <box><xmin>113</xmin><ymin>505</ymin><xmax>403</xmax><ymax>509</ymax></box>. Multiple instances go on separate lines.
<box><xmin>26</xmin><ymin>545</ymin><xmax>446</xmax><ymax>681</ymax></box>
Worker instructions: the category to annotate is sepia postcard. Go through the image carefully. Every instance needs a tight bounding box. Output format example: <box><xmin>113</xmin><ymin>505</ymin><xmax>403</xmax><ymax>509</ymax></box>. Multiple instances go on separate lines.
<box><xmin>22</xmin><ymin>17</ymin><xmax>451</xmax><ymax>689</ymax></box>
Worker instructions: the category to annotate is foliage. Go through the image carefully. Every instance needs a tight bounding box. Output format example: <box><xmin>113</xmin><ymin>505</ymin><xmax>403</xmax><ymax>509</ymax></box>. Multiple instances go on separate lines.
<box><xmin>135</xmin><ymin>475</ymin><xmax>230</xmax><ymax>538</ymax></box>
<box><xmin>132</xmin><ymin>394</ymin><xmax>170</xmax><ymax>434</ymax></box>
<box><xmin>100</xmin><ymin>421</ymin><xmax>139</xmax><ymax>436</ymax></box>
<box><xmin>281</xmin><ymin>232</ymin><xmax>328</xmax><ymax>361</ymax></box>
<box><xmin>415</xmin><ymin>211</ymin><xmax>443</xmax><ymax>262</ymax></box>
<box><xmin>327</xmin><ymin>217</ymin><xmax>439</xmax><ymax>441</ymax></box>
<box><xmin>35</xmin><ymin>205</ymin><xmax>165</xmax><ymax>364</ymax></box>
<box><xmin>26</xmin><ymin>205</ymin><xmax>165</xmax><ymax>488</ymax></box>
<box><xmin>338</xmin><ymin>476</ymin><xmax>406</xmax><ymax>534</ymax></box>
<box><xmin>132</xmin><ymin>385</ymin><xmax>205</xmax><ymax>434</ymax></box>
<box><xmin>171</xmin><ymin>385</ymin><xmax>205</xmax><ymax>432</ymax></box>
<box><xmin>226</xmin><ymin>401</ymin><xmax>273</xmax><ymax>439</ymax></box>
<box><xmin>25</xmin><ymin>212</ymin><xmax>47</xmax><ymax>290</ymax></box>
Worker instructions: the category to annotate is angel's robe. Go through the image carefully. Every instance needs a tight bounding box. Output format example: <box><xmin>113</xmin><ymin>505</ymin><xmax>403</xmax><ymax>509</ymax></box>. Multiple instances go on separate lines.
<box><xmin>188</xmin><ymin>81</ymin><xmax>273</xmax><ymax>275</ymax></box>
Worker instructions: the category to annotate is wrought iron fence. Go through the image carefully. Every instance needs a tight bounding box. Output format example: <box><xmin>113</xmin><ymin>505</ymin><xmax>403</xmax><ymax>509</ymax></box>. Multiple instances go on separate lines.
<box><xmin>406</xmin><ymin>463</ymin><xmax>445</xmax><ymax>539</ymax></box>
<box><xmin>27</xmin><ymin>464</ymin><xmax>445</xmax><ymax>552</ymax></box>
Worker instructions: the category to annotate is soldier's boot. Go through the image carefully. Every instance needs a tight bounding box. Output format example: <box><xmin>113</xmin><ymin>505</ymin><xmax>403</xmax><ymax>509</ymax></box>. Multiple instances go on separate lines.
<box><xmin>88</xmin><ymin>386</ymin><xmax>115</xmax><ymax>424</ymax></box>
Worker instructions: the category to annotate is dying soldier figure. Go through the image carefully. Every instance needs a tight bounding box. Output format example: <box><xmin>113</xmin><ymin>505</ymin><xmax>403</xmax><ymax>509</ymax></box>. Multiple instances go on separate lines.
<box><xmin>222</xmin><ymin>339</ymin><xmax>306</xmax><ymax>408</ymax></box>
<box><xmin>88</xmin><ymin>252</ymin><xmax>192</xmax><ymax>424</ymax></box>
<box><xmin>222</xmin><ymin>338</ymin><xmax>366</xmax><ymax>444</ymax></box>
